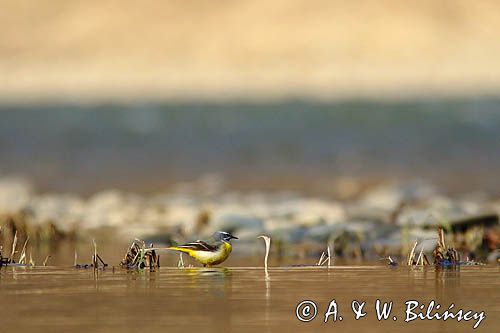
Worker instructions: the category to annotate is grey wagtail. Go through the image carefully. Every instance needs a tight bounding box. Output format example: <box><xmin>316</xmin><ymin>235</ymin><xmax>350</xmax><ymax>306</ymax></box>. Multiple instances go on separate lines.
<box><xmin>167</xmin><ymin>231</ymin><xmax>238</xmax><ymax>267</ymax></box>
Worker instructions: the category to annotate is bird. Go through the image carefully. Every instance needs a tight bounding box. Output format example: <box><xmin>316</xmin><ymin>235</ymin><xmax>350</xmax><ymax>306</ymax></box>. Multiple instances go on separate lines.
<box><xmin>167</xmin><ymin>231</ymin><xmax>238</xmax><ymax>267</ymax></box>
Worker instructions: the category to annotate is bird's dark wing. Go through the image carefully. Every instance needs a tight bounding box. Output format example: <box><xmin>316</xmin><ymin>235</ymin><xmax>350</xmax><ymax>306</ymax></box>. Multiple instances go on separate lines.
<box><xmin>176</xmin><ymin>240</ymin><xmax>217</xmax><ymax>252</ymax></box>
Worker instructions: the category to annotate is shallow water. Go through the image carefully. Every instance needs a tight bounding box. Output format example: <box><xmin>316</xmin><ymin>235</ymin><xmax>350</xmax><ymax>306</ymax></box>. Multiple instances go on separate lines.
<box><xmin>2</xmin><ymin>101</ymin><xmax>500</xmax><ymax>195</ymax></box>
<box><xmin>0</xmin><ymin>266</ymin><xmax>498</xmax><ymax>332</ymax></box>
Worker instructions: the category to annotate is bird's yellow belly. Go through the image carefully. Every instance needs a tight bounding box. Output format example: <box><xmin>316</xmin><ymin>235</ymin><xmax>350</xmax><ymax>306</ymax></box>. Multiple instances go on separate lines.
<box><xmin>191</xmin><ymin>242</ymin><xmax>232</xmax><ymax>266</ymax></box>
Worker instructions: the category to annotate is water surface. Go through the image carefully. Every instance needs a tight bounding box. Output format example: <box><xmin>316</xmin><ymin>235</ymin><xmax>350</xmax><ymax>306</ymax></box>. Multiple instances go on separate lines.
<box><xmin>2</xmin><ymin>100</ymin><xmax>500</xmax><ymax>195</ymax></box>
<box><xmin>1</xmin><ymin>266</ymin><xmax>498</xmax><ymax>332</ymax></box>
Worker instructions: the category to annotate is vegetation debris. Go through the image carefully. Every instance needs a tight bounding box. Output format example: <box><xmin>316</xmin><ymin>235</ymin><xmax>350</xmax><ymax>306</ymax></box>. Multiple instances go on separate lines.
<box><xmin>120</xmin><ymin>239</ymin><xmax>159</xmax><ymax>270</ymax></box>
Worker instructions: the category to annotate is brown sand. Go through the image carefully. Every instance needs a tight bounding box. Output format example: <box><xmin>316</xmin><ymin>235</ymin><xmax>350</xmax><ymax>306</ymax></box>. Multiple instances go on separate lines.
<box><xmin>1</xmin><ymin>0</ymin><xmax>500</xmax><ymax>102</ymax></box>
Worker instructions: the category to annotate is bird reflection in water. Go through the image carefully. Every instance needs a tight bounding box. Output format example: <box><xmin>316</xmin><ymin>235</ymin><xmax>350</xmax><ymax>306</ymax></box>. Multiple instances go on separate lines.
<box><xmin>180</xmin><ymin>267</ymin><xmax>232</xmax><ymax>297</ymax></box>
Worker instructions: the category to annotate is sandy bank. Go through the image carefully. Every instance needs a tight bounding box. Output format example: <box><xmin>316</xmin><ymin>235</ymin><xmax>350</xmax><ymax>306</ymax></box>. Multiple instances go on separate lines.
<box><xmin>2</xmin><ymin>1</ymin><xmax>500</xmax><ymax>102</ymax></box>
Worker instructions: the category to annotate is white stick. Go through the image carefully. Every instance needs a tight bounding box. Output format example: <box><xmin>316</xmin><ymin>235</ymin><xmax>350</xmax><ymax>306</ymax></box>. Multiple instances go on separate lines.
<box><xmin>178</xmin><ymin>252</ymin><xmax>185</xmax><ymax>268</ymax></box>
<box><xmin>10</xmin><ymin>231</ymin><xmax>18</xmax><ymax>259</ymax></box>
<box><xmin>327</xmin><ymin>245</ymin><xmax>331</xmax><ymax>268</ymax></box>
<box><xmin>417</xmin><ymin>246</ymin><xmax>426</xmax><ymax>266</ymax></box>
<box><xmin>19</xmin><ymin>236</ymin><xmax>29</xmax><ymax>264</ymax></box>
<box><xmin>408</xmin><ymin>241</ymin><xmax>418</xmax><ymax>266</ymax></box>
<box><xmin>317</xmin><ymin>252</ymin><xmax>325</xmax><ymax>266</ymax></box>
<box><xmin>257</xmin><ymin>235</ymin><xmax>271</xmax><ymax>272</ymax></box>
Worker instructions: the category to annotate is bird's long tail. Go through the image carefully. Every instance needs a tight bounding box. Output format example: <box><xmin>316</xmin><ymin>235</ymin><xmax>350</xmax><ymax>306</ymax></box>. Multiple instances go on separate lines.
<box><xmin>166</xmin><ymin>246</ymin><xmax>194</xmax><ymax>255</ymax></box>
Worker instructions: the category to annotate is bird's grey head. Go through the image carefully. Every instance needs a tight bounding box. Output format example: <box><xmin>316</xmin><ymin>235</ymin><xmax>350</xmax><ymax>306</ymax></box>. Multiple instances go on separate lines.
<box><xmin>213</xmin><ymin>231</ymin><xmax>238</xmax><ymax>243</ymax></box>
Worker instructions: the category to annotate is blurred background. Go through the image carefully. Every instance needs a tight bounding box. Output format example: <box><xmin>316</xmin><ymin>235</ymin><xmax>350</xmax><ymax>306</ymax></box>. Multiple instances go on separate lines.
<box><xmin>1</xmin><ymin>0</ymin><xmax>500</xmax><ymax>194</ymax></box>
<box><xmin>2</xmin><ymin>1</ymin><xmax>500</xmax><ymax>103</ymax></box>
<box><xmin>1</xmin><ymin>1</ymin><xmax>499</xmax><ymax>264</ymax></box>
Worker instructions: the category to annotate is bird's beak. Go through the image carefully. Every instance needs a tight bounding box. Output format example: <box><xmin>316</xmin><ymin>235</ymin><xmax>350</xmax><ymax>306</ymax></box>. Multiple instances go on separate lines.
<box><xmin>230</xmin><ymin>235</ymin><xmax>239</xmax><ymax>240</ymax></box>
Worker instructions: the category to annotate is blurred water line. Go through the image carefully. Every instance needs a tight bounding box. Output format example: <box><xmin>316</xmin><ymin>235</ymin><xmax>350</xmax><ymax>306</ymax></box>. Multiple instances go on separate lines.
<box><xmin>1</xmin><ymin>97</ymin><xmax>499</xmax><ymax>196</ymax></box>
